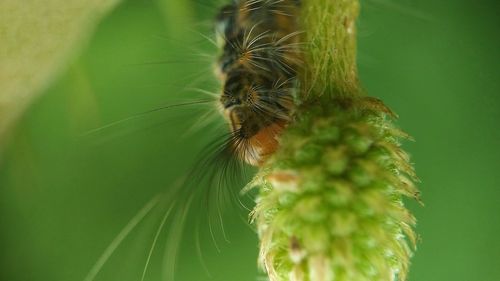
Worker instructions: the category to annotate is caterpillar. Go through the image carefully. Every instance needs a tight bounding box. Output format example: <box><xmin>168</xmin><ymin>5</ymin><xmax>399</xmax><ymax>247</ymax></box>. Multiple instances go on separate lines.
<box><xmin>83</xmin><ymin>1</ymin><xmax>304</xmax><ymax>280</ymax></box>
<box><xmin>213</xmin><ymin>0</ymin><xmax>302</xmax><ymax>166</ymax></box>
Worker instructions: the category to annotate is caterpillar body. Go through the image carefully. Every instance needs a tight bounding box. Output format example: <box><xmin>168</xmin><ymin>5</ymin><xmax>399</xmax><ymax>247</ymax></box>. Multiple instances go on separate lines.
<box><xmin>213</xmin><ymin>0</ymin><xmax>302</xmax><ymax>166</ymax></box>
<box><xmin>83</xmin><ymin>2</ymin><xmax>304</xmax><ymax>280</ymax></box>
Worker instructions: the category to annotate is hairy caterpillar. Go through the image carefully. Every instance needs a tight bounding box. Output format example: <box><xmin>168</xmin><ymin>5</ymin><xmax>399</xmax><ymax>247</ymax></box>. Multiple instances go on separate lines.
<box><xmin>213</xmin><ymin>0</ymin><xmax>301</xmax><ymax>166</ymax></box>
<box><xmin>83</xmin><ymin>1</ymin><xmax>303</xmax><ymax>280</ymax></box>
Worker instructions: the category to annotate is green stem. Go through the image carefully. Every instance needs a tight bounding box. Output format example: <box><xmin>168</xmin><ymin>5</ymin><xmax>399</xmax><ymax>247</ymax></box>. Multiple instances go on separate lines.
<box><xmin>300</xmin><ymin>0</ymin><xmax>361</xmax><ymax>99</ymax></box>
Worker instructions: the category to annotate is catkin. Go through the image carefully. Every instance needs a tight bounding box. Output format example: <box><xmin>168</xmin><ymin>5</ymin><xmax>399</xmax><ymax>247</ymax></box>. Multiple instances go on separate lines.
<box><xmin>251</xmin><ymin>0</ymin><xmax>420</xmax><ymax>280</ymax></box>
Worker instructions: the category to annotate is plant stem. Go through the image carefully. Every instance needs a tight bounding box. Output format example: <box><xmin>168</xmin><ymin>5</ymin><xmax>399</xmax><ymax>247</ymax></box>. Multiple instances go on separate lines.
<box><xmin>300</xmin><ymin>0</ymin><xmax>361</xmax><ymax>99</ymax></box>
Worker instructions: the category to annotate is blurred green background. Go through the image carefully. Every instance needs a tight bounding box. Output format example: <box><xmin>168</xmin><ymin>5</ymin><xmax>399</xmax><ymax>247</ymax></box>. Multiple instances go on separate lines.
<box><xmin>1</xmin><ymin>0</ymin><xmax>499</xmax><ymax>280</ymax></box>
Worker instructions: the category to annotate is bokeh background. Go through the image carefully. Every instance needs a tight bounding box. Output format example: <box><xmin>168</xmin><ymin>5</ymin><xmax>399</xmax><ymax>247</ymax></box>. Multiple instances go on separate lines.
<box><xmin>1</xmin><ymin>0</ymin><xmax>499</xmax><ymax>280</ymax></box>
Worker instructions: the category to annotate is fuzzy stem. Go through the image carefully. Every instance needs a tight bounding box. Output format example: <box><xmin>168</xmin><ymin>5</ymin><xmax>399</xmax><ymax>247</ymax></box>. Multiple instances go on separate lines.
<box><xmin>300</xmin><ymin>0</ymin><xmax>361</xmax><ymax>99</ymax></box>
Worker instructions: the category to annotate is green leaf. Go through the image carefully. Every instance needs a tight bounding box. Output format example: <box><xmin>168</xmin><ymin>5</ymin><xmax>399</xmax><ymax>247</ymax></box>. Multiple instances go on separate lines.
<box><xmin>0</xmin><ymin>0</ymin><xmax>122</xmax><ymax>147</ymax></box>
